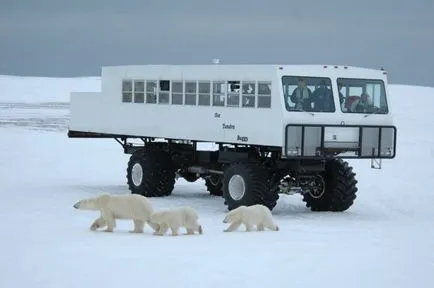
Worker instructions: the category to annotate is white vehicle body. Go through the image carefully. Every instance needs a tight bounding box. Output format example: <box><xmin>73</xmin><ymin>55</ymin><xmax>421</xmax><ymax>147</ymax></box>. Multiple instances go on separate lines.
<box><xmin>69</xmin><ymin>64</ymin><xmax>396</xmax><ymax>159</ymax></box>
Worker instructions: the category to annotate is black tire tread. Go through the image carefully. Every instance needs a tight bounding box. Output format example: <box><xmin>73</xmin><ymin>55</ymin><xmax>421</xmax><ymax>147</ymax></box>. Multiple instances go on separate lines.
<box><xmin>302</xmin><ymin>158</ymin><xmax>358</xmax><ymax>211</ymax></box>
<box><xmin>223</xmin><ymin>160</ymin><xmax>277</xmax><ymax>211</ymax></box>
<box><xmin>205</xmin><ymin>178</ymin><xmax>223</xmax><ymax>196</ymax></box>
<box><xmin>126</xmin><ymin>149</ymin><xmax>175</xmax><ymax>197</ymax></box>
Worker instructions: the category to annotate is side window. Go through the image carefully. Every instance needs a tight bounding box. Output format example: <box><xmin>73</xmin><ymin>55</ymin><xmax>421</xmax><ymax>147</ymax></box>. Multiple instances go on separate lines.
<box><xmin>338</xmin><ymin>78</ymin><xmax>388</xmax><ymax>114</ymax></box>
<box><xmin>146</xmin><ymin>80</ymin><xmax>157</xmax><ymax>104</ymax></box>
<box><xmin>158</xmin><ymin>80</ymin><xmax>170</xmax><ymax>104</ymax></box>
<box><xmin>227</xmin><ymin>81</ymin><xmax>240</xmax><ymax>107</ymax></box>
<box><xmin>185</xmin><ymin>81</ymin><xmax>197</xmax><ymax>105</ymax></box>
<box><xmin>241</xmin><ymin>81</ymin><xmax>255</xmax><ymax>108</ymax></box>
<box><xmin>257</xmin><ymin>82</ymin><xmax>271</xmax><ymax>108</ymax></box>
<box><xmin>198</xmin><ymin>81</ymin><xmax>211</xmax><ymax>106</ymax></box>
<box><xmin>133</xmin><ymin>80</ymin><xmax>144</xmax><ymax>103</ymax></box>
<box><xmin>281</xmin><ymin>76</ymin><xmax>334</xmax><ymax>112</ymax></box>
<box><xmin>122</xmin><ymin>80</ymin><xmax>133</xmax><ymax>103</ymax></box>
<box><xmin>212</xmin><ymin>81</ymin><xmax>225</xmax><ymax>106</ymax></box>
<box><xmin>171</xmin><ymin>81</ymin><xmax>183</xmax><ymax>105</ymax></box>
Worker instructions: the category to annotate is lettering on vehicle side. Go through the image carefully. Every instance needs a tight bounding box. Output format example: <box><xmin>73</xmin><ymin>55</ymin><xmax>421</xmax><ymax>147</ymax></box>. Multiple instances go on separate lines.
<box><xmin>237</xmin><ymin>135</ymin><xmax>248</xmax><ymax>142</ymax></box>
<box><xmin>222</xmin><ymin>123</ymin><xmax>235</xmax><ymax>130</ymax></box>
<box><xmin>214</xmin><ymin>112</ymin><xmax>221</xmax><ymax>118</ymax></box>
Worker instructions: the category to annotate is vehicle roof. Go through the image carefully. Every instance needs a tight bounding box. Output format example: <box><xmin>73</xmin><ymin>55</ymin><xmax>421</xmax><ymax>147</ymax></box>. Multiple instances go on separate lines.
<box><xmin>103</xmin><ymin>63</ymin><xmax>383</xmax><ymax>70</ymax></box>
<box><xmin>101</xmin><ymin>64</ymin><xmax>388</xmax><ymax>80</ymax></box>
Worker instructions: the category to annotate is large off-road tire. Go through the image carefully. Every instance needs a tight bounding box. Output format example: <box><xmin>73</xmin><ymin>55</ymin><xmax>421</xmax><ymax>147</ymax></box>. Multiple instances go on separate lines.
<box><xmin>126</xmin><ymin>149</ymin><xmax>176</xmax><ymax>197</ymax></box>
<box><xmin>302</xmin><ymin>158</ymin><xmax>358</xmax><ymax>211</ymax></box>
<box><xmin>265</xmin><ymin>168</ymin><xmax>283</xmax><ymax>210</ymax></box>
<box><xmin>205</xmin><ymin>174</ymin><xmax>223</xmax><ymax>196</ymax></box>
<box><xmin>223</xmin><ymin>161</ymin><xmax>277</xmax><ymax>211</ymax></box>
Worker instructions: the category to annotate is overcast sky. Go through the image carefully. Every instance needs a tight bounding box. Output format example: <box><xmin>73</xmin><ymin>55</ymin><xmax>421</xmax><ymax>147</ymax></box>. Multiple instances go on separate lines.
<box><xmin>1</xmin><ymin>0</ymin><xmax>433</xmax><ymax>86</ymax></box>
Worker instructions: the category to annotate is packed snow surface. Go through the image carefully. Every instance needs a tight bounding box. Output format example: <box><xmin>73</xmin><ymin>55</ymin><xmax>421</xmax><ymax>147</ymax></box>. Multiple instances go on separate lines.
<box><xmin>0</xmin><ymin>75</ymin><xmax>433</xmax><ymax>288</ymax></box>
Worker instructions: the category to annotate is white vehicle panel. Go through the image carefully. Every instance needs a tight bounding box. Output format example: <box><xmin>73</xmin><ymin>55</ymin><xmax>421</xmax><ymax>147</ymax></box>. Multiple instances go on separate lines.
<box><xmin>68</xmin><ymin>64</ymin><xmax>395</xmax><ymax>154</ymax></box>
<box><xmin>69</xmin><ymin>92</ymin><xmax>102</xmax><ymax>132</ymax></box>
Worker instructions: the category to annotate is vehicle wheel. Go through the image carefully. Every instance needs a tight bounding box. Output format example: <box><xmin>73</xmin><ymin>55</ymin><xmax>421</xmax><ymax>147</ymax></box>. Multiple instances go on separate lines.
<box><xmin>265</xmin><ymin>169</ymin><xmax>282</xmax><ymax>209</ymax></box>
<box><xmin>126</xmin><ymin>149</ymin><xmax>176</xmax><ymax>197</ymax></box>
<box><xmin>205</xmin><ymin>174</ymin><xmax>223</xmax><ymax>196</ymax></box>
<box><xmin>302</xmin><ymin>158</ymin><xmax>358</xmax><ymax>211</ymax></box>
<box><xmin>223</xmin><ymin>161</ymin><xmax>276</xmax><ymax>211</ymax></box>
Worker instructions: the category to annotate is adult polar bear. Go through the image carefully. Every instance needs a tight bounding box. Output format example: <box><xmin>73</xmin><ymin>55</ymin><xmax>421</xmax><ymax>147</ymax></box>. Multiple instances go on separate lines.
<box><xmin>223</xmin><ymin>204</ymin><xmax>279</xmax><ymax>232</ymax></box>
<box><xmin>73</xmin><ymin>193</ymin><xmax>159</xmax><ymax>233</ymax></box>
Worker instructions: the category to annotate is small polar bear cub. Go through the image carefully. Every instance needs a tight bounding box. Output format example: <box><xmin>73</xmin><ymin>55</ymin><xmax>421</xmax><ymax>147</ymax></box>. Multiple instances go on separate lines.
<box><xmin>223</xmin><ymin>204</ymin><xmax>279</xmax><ymax>232</ymax></box>
<box><xmin>149</xmin><ymin>206</ymin><xmax>203</xmax><ymax>236</ymax></box>
<box><xmin>73</xmin><ymin>193</ymin><xmax>159</xmax><ymax>233</ymax></box>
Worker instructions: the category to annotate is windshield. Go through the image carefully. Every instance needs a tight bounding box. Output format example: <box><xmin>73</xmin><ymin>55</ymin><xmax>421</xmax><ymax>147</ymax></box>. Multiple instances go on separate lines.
<box><xmin>281</xmin><ymin>76</ymin><xmax>335</xmax><ymax>113</ymax></box>
<box><xmin>338</xmin><ymin>78</ymin><xmax>389</xmax><ymax>114</ymax></box>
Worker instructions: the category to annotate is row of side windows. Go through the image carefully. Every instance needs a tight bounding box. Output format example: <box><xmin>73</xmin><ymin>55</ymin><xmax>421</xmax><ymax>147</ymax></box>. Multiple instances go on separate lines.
<box><xmin>121</xmin><ymin>79</ymin><xmax>272</xmax><ymax>108</ymax></box>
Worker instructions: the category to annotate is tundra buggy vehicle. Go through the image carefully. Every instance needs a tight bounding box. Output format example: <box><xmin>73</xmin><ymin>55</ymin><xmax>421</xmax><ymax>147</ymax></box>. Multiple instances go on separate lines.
<box><xmin>67</xmin><ymin>64</ymin><xmax>396</xmax><ymax>212</ymax></box>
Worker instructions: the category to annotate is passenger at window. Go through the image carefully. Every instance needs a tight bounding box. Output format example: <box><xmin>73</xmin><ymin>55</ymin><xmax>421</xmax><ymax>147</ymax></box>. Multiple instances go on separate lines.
<box><xmin>290</xmin><ymin>78</ymin><xmax>312</xmax><ymax>111</ymax></box>
<box><xmin>337</xmin><ymin>82</ymin><xmax>344</xmax><ymax>104</ymax></box>
<box><xmin>311</xmin><ymin>80</ymin><xmax>333</xmax><ymax>112</ymax></box>
<box><xmin>351</xmin><ymin>92</ymin><xmax>373</xmax><ymax>112</ymax></box>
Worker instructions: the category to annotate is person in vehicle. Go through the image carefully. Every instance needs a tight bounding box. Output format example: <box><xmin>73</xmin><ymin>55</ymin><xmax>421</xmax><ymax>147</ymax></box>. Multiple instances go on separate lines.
<box><xmin>350</xmin><ymin>92</ymin><xmax>373</xmax><ymax>112</ymax></box>
<box><xmin>311</xmin><ymin>80</ymin><xmax>334</xmax><ymax>112</ymax></box>
<box><xmin>290</xmin><ymin>78</ymin><xmax>312</xmax><ymax>111</ymax></box>
<box><xmin>337</xmin><ymin>82</ymin><xmax>344</xmax><ymax>104</ymax></box>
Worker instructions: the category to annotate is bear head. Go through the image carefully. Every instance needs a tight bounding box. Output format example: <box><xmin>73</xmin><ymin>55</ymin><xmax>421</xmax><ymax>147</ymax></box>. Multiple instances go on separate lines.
<box><xmin>73</xmin><ymin>194</ymin><xmax>110</xmax><ymax>211</ymax></box>
<box><xmin>223</xmin><ymin>205</ymin><xmax>246</xmax><ymax>223</ymax></box>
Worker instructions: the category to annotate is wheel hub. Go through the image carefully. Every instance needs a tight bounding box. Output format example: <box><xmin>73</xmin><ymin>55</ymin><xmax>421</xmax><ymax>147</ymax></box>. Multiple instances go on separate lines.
<box><xmin>209</xmin><ymin>174</ymin><xmax>221</xmax><ymax>186</ymax></box>
<box><xmin>228</xmin><ymin>175</ymin><xmax>246</xmax><ymax>201</ymax></box>
<box><xmin>131</xmin><ymin>163</ymin><xmax>143</xmax><ymax>187</ymax></box>
<box><xmin>308</xmin><ymin>174</ymin><xmax>326</xmax><ymax>199</ymax></box>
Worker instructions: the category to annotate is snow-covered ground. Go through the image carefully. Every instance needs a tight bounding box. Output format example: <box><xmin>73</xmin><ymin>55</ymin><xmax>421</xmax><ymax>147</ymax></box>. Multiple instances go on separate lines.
<box><xmin>0</xmin><ymin>75</ymin><xmax>433</xmax><ymax>288</ymax></box>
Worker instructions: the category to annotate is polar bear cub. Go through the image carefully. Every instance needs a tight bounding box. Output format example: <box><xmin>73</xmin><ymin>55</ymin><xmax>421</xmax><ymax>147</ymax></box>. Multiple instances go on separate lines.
<box><xmin>73</xmin><ymin>193</ymin><xmax>159</xmax><ymax>233</ymax></box>
<box><xmin>150</xmin><ymin>206</ymin><xmax>203</xmax><ymax>236</ymax></box>
<box><xmin>223</xmin><ymin>204</ymin><xmax>279</xmax><ymax>232</ymax></box>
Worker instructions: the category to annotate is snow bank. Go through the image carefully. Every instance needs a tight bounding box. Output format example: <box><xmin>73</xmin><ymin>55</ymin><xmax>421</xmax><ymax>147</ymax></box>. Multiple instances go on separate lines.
<box><xmin>0</xmin><ymin>75</ymin><xmax>101</xmax><ymax>103</ymax></box>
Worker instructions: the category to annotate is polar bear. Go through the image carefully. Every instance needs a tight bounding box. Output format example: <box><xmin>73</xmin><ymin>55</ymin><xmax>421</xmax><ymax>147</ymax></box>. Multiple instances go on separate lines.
<box><xmin>223</xmin><ymin>204</ymin><xmax>279</xmax><ymax>232</ymax></box>
<box><xmin>149</xmin><ymin>207</ymin><xmax>203</xmax><ymax>236</ymax></box>
<box><xmin>73</xmin><ymin>193</ymin><xmax>159</xmax><ymax>233</ymax></box>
